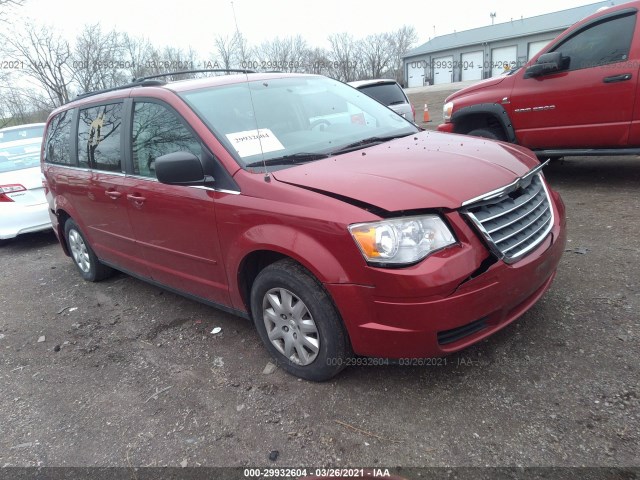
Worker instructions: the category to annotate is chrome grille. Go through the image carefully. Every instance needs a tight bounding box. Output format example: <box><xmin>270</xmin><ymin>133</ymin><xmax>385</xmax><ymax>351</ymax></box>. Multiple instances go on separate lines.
<box><xmin>462</xmin><ymin>171</ymin><xmax>554</xmax><ymax>263</ymax></box>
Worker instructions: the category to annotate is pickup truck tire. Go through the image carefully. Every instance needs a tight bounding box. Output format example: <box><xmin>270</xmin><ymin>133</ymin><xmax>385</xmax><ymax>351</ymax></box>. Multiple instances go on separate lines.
<box><xmin>468</xmin><ymin>128</ymin><xmax>503</xmax><ymax>141</ymax></box>
<box><xmin>250</xmin><ymin>258</ymin><xmax>350</xmax><ymax>381</ymax></box>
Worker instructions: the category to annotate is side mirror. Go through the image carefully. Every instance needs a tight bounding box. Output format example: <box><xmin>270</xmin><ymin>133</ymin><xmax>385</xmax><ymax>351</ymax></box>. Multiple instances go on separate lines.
<box><xmin>155</xmin><ymin>151</ymin><xmax>210</xmax><ymax>186</ymax></box>
<box><xmin>524</xmin><ymin>52</ymin><xmax>567</xmax><ymax>78</ymax></box>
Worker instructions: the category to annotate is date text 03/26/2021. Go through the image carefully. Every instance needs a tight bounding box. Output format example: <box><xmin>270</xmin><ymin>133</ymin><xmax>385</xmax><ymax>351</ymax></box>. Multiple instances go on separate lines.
<box><xmin>243</xmin><ymin>468</ymin><xmax>395</xmax><ymax>478</ymax></box>
<box><xmin>324</xmin><ymin>357</ymin><xmax>484</xmax><ymax>367</ymax></box>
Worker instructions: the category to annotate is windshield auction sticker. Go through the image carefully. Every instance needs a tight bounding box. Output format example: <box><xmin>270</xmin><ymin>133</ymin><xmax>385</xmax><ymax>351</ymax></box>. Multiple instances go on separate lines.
<box><xmin>226</xmin><ymin>129</ymin><xmax>285</xmax><ymax>157</ymax></box>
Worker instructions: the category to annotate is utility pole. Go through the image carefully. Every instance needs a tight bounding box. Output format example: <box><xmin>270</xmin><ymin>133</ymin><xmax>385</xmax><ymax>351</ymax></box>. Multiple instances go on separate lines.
<box><xmin>490</xmin><ymin>12</ymin><xmax>497</xmax><ymax>25</ymax></box>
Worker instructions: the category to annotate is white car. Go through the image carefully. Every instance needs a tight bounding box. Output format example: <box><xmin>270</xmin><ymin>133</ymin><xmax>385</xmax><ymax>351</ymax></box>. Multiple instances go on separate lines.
<box><xmin>0</xmin><ymin>137</ymin><xmax>52</xmax><ymax>240</ymax></box>
<box><xmin>348</xmin><ymin>79</ymin><xmax>415</xmax><ymax>122</ymax></box>
<box><xmin>0</xmin><ymin>123</ymin><xmax>45</xmax><ymax>143</ymax></box>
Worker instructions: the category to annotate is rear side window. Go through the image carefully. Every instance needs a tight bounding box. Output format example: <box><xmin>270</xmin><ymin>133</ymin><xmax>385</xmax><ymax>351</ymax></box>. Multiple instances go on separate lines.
<box><xmin>131</xmin><ymin>102</ymin><xmax>201</xmax><ymax>178</ymax></box>
<box><xmin>45</xmin><ymin>111</ymin><xmax>73</xmax><ymax>165</ymax></box>
<box><xmin>78</xmin><ymin>103</ymin><xmax>123</xmax><ymax>171</ymax></box>
<box><xmin>553</xmin><ymin>13</ymin><xmax>636</xmax><ymax>70</ymax></box>
<box><xmin>357</xmin><ymin>83</ymin><xmax>407</xmax><ymax>106</ymax></box>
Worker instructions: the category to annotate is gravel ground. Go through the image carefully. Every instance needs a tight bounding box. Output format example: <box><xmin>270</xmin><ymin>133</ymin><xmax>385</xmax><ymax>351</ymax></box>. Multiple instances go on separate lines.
<box><xmin>0</xmin><ymin>85</ymin><xmax>638</xmax><ymax>475</ymax></box>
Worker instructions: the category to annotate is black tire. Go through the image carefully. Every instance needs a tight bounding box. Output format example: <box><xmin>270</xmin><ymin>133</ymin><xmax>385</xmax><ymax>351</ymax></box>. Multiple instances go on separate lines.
<box><xmin>250</xmin><ymin>259</ymin><xmax>350</xmax><ymax>381</ymax></box>
<box><xmin>468</xmin><ymin>128</ymin><xmax>503</xmax><ymax>141</ymax></box>
<box><xmin>536</xmin><ymin>155</ymin><xmax>563</xmax><ymax>163</ymax></box>
<box><xmin>64</xmin><ymin>219</ymin><xmax>113</xmax><ymax>282</ymax></box>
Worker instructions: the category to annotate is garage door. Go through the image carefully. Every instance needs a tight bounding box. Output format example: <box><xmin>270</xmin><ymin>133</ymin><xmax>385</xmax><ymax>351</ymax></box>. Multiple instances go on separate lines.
<box><xmin>433</xmin><ymin>55</ymin><xmax>453</xmax><ymax>85</ymax></box>
<box><xmin>528</xmin><ymin>40</ymin><xmax>552</xmax><ymax>60</ymax></box>
<box><xmin>406</xmin><ymin>60</ymin><xmax>425</xmax><ymax>88</ymax></box>
<box><xmin>461</xmin><ymin>51</ymin><xmax>484</xmax><ymax>81</ymax></box>
<box><xmin>491</xmin><ymin>46</ymin><xmax>517</xmax><ymax>77</ymax></box>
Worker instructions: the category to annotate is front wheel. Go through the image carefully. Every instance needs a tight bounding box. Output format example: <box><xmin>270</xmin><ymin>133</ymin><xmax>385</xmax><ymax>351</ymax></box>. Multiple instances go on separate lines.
<box><xmin>250</xmin><ymin>259</ymin><xmax>350</xmax><ymax>381</ymax></box>
<box><xmin>64</xmin><ymin>219</ymin><xmax>113</xmax><ymax>282</ymax></box>
<box><xmin>467</xmin><ymin>128</ymin><xmax>504</xmax><ymax>141</ymax></box>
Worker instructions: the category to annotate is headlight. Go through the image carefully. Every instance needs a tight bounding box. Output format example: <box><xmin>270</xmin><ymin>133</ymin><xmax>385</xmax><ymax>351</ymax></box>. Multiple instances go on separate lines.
<box><xmin>443</xmin><ymin>101</ymin><xmax>454</xmax><ymax>122</ymax></box>
<box><xmin>349</xmin><ymin>215</ymin><xmax>456</xmax><ymax>266</ymax></box>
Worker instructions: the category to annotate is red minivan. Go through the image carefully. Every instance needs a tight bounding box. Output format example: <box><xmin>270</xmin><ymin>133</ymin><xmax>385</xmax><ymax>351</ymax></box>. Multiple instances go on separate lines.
<box><xmin>438</xmin><ymin>2</ymin><xmax>640</xmax><ymax>158</ymax></box>
<box><xmin>42</xmin><ymin>72</ymin><xmax>566</xmax><ymax>381</ymax></box>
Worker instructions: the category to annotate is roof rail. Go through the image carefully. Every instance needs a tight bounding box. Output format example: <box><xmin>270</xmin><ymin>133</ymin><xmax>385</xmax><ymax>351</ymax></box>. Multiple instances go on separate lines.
<box><xmin>73</xmin><ymin>69</ymin><xmax>256</xmax><ymax>102</ymax></box>
<box><xmin>74</xmin><ymin>78</ymin><xmax>166</xmax><ymax>101</ymax></box>
<box><xmin>132</xmin><ymin>68</ymin><xmax>256</xmax><ymax>81</ymax></box>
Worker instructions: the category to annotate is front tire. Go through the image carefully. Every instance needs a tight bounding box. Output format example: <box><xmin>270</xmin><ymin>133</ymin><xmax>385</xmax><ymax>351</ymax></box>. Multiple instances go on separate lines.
<box><xmin>468</xmin><ymin>128</ymin><xmax>503</xmax><ymax>140</ymax></box>
<box><xmin>250</xmin><ymin>259</ymin><xmax>350</xmax><ymax>381</ymax></box>
<box><xmin>64</xmin><ymin>219</ymin><xmax>113</xmax><ymax>282</ymax></box>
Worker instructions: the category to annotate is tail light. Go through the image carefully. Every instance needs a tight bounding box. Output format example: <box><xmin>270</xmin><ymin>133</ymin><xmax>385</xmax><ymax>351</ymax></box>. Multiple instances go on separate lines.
<box><xmin>0</xmin><ymin>184</ymin><xmax>26</xmax><ymax>202</ymax></box>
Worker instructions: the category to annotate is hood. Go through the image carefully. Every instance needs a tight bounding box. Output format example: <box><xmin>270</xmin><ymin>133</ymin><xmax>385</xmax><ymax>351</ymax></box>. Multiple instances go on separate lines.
<box><xmin>446</xmin><ymin>75</ymin><xmax>510</xmax><ymax>102</ymax></box>
<box><xmin>272</xmin><ymin>131</ymin><xmax>539</xmax><ymax>212</ymax></box>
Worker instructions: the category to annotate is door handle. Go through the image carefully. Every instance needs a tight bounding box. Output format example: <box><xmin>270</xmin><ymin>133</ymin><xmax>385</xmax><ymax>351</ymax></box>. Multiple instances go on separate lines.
<box><xmin>105</xmin><ymin>190</ymin><xmax>122</xmax><ymax>199</ymax></box>
<box><xmin>603</xmin><ymin>73</ymin><xmax>632</xmax><ymax>83</ymax></box>
<box><xmin>127</xmin><ymin>193</ymin><xmax>147</xmax><ymax>204</ymax></box>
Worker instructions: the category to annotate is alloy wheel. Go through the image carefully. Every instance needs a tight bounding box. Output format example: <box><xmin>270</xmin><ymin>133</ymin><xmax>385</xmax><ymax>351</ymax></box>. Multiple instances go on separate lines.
<box><xmin>262</xmin><ymin>287</ymin><xmax>320</xmax><ymax>365</ymax></box>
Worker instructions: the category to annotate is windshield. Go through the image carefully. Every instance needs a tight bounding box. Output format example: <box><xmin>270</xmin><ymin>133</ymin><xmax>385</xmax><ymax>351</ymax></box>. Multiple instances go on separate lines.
<box><xmin>0</xmin><ymin>125</ymin><xmax>45</xmax><ymax>143</ymax></box>
<box><xmin>180</xmin><ymin>76</ymin><xmax>418</xmax><ymax>169</ymax></box>
<box><xmin>0</xmin><ymin>140</ymin><xmax>43</xmax><ymax>172</ymax></box>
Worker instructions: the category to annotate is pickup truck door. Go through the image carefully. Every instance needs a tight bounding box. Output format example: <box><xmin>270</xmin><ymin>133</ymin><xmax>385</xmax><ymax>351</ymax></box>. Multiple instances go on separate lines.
<box><xmin>509</xmin><ymin>10</ymin><xmax>638</xmax><ymax>149</ymax></box>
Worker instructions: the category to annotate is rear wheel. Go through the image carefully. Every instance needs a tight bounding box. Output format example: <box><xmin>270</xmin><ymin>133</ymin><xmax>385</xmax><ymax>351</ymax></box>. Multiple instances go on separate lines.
<box><xmin>64</xmin><ymin>219</ymin><xmax>113</xmax><ymax>282</ymax></box>
<box><xmin>250</xmin><ymin>259</ymin><xmax>350</xmax><ymax>381</ymax></box>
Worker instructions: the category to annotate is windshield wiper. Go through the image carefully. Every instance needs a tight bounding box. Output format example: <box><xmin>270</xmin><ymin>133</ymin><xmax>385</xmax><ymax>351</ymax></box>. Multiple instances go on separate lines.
<box><xmin>329</xmin><ymin>133</ymin><xmax>413</xmax><ymax>155</ymax></box>
<box><xmin>245</xmin><ymin>152</ymin><xmax>330</xmax><ymax>168</ymax></box>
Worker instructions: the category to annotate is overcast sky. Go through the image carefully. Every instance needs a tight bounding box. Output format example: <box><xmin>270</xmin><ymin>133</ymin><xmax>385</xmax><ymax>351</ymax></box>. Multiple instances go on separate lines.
<box><xmin>14</xmin><ymin>0</ymin><xmax>615</xmax><ymax>53</ymax></box>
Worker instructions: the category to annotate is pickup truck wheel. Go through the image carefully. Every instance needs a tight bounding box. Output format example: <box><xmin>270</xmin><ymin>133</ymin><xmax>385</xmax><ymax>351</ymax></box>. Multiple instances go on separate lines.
<box><xmin>468</xmin><ymin>128</ymin><xmax>504</xmax><ymax>140</ymax></box>
<box><xmin>64</xmin><ymin>219</ymin><xmax>113</xmax><ymax>282</ymax></box>
<box><xmin>250</xmin><ymin>259</ymin><xmax>350</xmax><ymax>381</ymax></box>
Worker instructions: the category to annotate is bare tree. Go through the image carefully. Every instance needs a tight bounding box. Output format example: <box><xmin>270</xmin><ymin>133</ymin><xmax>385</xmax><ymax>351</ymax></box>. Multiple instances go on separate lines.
<box><xmin>0</xmin><ymin>0</ymin><xmax>24</xmax><ymax>23</ymax></box>
<box><xmin>212</xmin><ymin>32</ymin><xmax>251</xmax><ymax>70</ymax></box>
<box><xmin>122</xmin><ymin>33</ymin><xmax>157</xmax><ymax>79</ymax></box>
<box><xmin>288</xmin><ymin>35</ymin><xmax>309</xmax><ymax>73</ymax></box>
<box><xmin>358</xmin><ymin>33</ymin><xmax>393</xmax><ymax>79</ymax></box>
<box><xmin>0</xmin><ymin>83</ymin><xmax>50</xmax><ymax>127</ymax></box>
<box><xmin>328</xmin><ymin>33</ymin><xmax>358</xmax><ymax>82</ymax></box>
<box><xmin>303</xmin><ymin>47</ymin><xmax>332</xmax><ymax>75</ymax></box>
<box><xmin>0</xmin><ymin>87</ymin><xmax>49</xmax><ymax>126</ymax></box>
<box><xmin>256</xmin><ymin>35</ymin><xmax>308</xmax><ymax>72</ymax></box>
<box><xmin>388</xmin><ymin>26</ymin><xmax>418</xmax><ymax>86</ymax></box>
<box><xmin>0</xmin><ymin>89</ymin><xmax>31</xmax><ymax>125</ymax></box>
<box><xmin>72</xmin><ymin>24</ymin><xmax>128</xmax><ymax>94</ymax></box>
<box><xmin>2</xmin><ymin>23</ymin><xmax>73</xmax><ymax>107</ymax></box>
<box><xmin>213</xmin><ymin>34</ymin><xmax>237</xmax><ymax>70</ymax></box>
<box><xmin>142</xmin><ymin>46</ymin><xmax>198</xmax><ymax>81</ymax></box>
<box><xmin>233</xmin><ymin>31</ymin><xmax>251</xmax><ymax>68</ymax></box>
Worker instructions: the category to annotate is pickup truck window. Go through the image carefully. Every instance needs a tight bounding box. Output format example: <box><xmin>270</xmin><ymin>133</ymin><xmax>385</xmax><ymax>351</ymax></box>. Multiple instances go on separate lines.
<box><xmin>552</xmin><ymin>13</ymin><xmax>636</xmax><ymax>71</ymax></box>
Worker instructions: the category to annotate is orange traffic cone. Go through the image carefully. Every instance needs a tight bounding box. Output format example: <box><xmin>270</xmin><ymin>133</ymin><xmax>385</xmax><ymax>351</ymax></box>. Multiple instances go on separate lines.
<box><xmin>423</xmin><ymin>103</ymin><xmax>431</xmax><ymax>123</ymax></box>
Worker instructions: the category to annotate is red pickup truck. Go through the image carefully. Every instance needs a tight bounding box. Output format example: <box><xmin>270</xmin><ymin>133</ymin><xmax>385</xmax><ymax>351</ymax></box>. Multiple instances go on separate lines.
<box><xmin>438</xmin><ymin>1</ymin><xmax>640</xmax><ymax>158</ymax></box>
